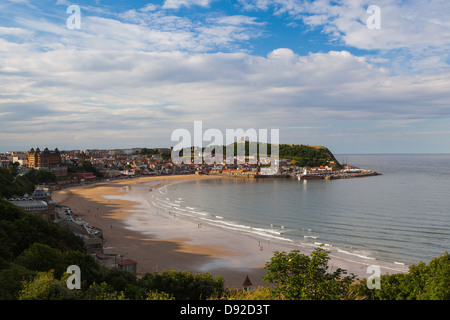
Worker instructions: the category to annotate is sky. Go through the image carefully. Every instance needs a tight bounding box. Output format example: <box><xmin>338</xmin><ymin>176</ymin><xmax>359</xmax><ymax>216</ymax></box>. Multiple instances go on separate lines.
<box><xmin>0</xmin><ymin>0</ymin><xmax>449</xmax><ymax>154</ymax></box>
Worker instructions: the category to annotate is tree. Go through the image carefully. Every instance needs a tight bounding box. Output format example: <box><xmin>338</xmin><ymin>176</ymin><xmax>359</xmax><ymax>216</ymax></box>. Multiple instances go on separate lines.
<box><xmin>24</xmin><ymin>169</ymin><xmax>57</xmax><ymax>185</ymax></box>
<box><xmin>218</xmin><ymin>287</ymin><xmax>276</xmax><ymax>300</ymax></box>
<box><xmin>417</xmin><ymin>252</ymin><xmax>450</xmax><ymax>300</ymax></box>
<box><xmin>354</xmin><ymin>252</ymin><xmax>450</xmax><ymax>300</ymax></box>
<box><xmin>83</xmin><ymin>282</ymin><xmax>125</xmax><ymax>300</ymax></box>
<box><xmin>15</xmin><ymin>243</ymin><xmax>65</xmax><ymax>275</ymax></box>
<box><xmin>0</xmin><ymin>264</ymin><xmax>37</xmax><ymax>299</ymax></box>
<box><xmin>17</xmin><ymin>270</ymin><xmax>79</xmax><ymax>300</ymax></box>
<box><xmin>101</xmin><ymin>267</ymin><xmax>137</xmax><ymax>293</ymax></box>
<box><xmin>139</xmin><ymin>148</ymin><xmax>158</xmax><ymax>156</ymax></box>
<box><xmin>0</xmin><ymin>168</ymin><xmax>35</xmax><ymax>198</ymax></box>
<box><xmin>0</xmin><ymin>200</ymin><xmax>85</xmax><ymax>260</ymax></box>
<box><xmin>81</xmin><ymin>161</ymin><xmax>103</xmax><ymax>178</ymax></box>
<box><xmin>263</xmin><ymin>245</ymin><xmax>356</xmax><ymax>300</ymax></box>
<box><xmin>62</xmin><ymin>250</ymin><xmax>107</xmax><ymax>289</ymax></box>
<box><xmin>138</xmin><ymin>270</ymin><xmax>224</xmax><ymax>300</ymax></box>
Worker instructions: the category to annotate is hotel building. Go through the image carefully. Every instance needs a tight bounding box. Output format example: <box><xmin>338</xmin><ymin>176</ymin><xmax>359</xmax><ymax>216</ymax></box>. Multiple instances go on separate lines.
<box><xmin>28</xmin><ymin>147</ymin><xmax>62</xmax><ymax>169</ymax></box>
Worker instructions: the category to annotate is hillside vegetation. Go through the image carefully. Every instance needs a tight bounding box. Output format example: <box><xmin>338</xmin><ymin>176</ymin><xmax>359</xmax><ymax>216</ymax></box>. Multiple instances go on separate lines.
<box><xmin>0</xmin><ymin>167</ymin><xmax>35</xmax><ymax>199</ymax></box>
<box><xmin>278</xmin><ymin>144</ymin><xmax>342</xmax><ymax>169</ymax></box>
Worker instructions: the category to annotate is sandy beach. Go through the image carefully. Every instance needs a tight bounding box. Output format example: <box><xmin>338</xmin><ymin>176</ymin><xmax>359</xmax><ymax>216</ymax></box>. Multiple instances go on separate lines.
<box><xmin>52</xmin><ymin>174</ymin><xmax>409</xmax><ymax>289</ymax></box>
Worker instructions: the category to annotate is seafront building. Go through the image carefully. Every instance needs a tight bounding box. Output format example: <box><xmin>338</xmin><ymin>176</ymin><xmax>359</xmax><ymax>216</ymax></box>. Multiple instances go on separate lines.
<box><xmin>28</xmin><ymin>147</ymin><xmax>62</xmax><ymax>168</ymax></box>
<box><xmin>7</xmin><ymin>192</ymin><xmax>55</xmax><ymax>221</ymax></box>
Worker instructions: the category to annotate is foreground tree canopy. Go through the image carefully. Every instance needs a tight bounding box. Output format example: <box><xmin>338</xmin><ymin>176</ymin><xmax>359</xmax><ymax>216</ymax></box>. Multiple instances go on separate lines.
<box><xmin>263</xmin><ymin>246</ymin><xmax>356</xmax><ymax>300</ymax></box>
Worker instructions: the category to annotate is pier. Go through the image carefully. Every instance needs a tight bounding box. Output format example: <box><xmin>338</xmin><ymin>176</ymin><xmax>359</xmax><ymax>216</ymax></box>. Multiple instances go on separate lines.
<box><xmin>224</xmin><ymin>170</ymin><xmax>381</xmax><ymax>180</ymax></box>
<box><xmin>297</xmin><ymin>170</ymin><xmax>381</xmax><ymax>180</ymax></box>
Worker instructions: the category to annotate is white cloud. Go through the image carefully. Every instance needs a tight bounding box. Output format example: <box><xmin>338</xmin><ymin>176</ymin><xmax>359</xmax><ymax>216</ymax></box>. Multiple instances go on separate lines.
<box><xmin>162</xmin><ymin>0</ymin><xmax>214</xmax><ymax>10</ymax></box>
<box><xmin>237</xmin><ymin>0</ymin><xmax>271</xmax><ymax>11</ymax></box>
<box><xmin>8</xmin><ymin>0</ymin><xmax>30</xmax><ymax>4</ymax></box>
<box><xmin>239</xmin><ymin>0</ymin><xmax>450</xmax><ymax>73</ymax></box>
<box><xmin>114</xmin><ymin>10</ymin><xmax>264</xmax><ymax>53</ymax></box>
<box><xmin>211</xmin><ymin>15</ymin><xmax>263</xmax><ymax>26</ymax></box>
<box><xmin>1</xmin><ymin>33</ymin><xmax>449</xmax><ymax>140</ymax></box>
<box><xmin>241</xmin><ymin>0</ymin><xmax>450</xmax><ymax>51</ymax></box>
<box><xmin>141</xmin><ymin>3</ymin><xmax>158</xmax><ymax>12</ymax></box>
<box><xmin>0</xmin><ymin>26</ymin><xmax>33</xmax><ymax>36</ymax></box>
<box><xmin>55</xmin><ymin>0</ymin><xmax>71</xmax><ymax>5</ymax></box>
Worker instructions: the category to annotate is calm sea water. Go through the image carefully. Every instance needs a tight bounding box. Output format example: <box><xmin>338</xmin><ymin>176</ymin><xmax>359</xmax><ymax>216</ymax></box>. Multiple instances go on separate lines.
<box><xmin>152</xmin><ymin>154</ymin><xmax>450</xmax><ymax>267</ymax></box>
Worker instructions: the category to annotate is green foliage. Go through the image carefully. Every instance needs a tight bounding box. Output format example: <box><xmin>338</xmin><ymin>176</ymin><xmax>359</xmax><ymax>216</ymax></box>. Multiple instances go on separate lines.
<box><xmin>160</xmin><ymin>151</ymin><xmax>172</xmax><ymax>161</ymax></box>
<box><xmin>17</xmin><ymin>270</ymin><xmax>79</xmax><ymax>300</ymax></box>
<box><xmin>62</xmin><ymin>250</ymin><xmax>107</xmax><ymax>287</ymax></box>
<box><xmin>138</xmin><ymin>270</ymin><xmax>225</xmax><ymax>300</ymax></box>
<box><xmin>81</xmin><ymin>161</ymin><xmax>104</xmax><ymax>178</ymax></box>
<box><xmin>145</xmin><ymin>291</ymin><xmax>174</xmax><ymax>300</ymax></box>
<box><xmin>417</xmin><ymin>252</ymin><xmax>450</xmax><ymax>299</ymax></box>
<box><xmin>0</xmin><ymin>167</ymin><xmax>59</xmax><ymax>198</ymax></box>
<box><xmin>16</xmin><ymin>243</ymin><xmax>64</xmax><ymax>274</ymax></box>
<box><xmin>101</xmin><ymin>267</ymin><xmax>137</xmax><ymax>292</ymax></box>
<box><xmin>352</xmin><ymin>252</ymin><xmax>449</xmax><ymax>300</ymax></box>
<box><xmin>217</xmin><ymin>287</ymin><xmax>276</xmax><ymax>300</ymax></box>
<box><xmin>139</xmin><ymin>148</ymin><xmax>159</xmax><ymax>156</ymax></box>
<box><xmin>0</xmin><ymin>168</ymin><xmax>35</xmax><ymax>198</ymax></box>
<box><xmin>0</xmin><ymin>264</ymin><xmax>37</xmax><ymax>299</ymax></box>
<box><xmin>83</xmin><ymin>282</ymin><xmax>126</xmax><ymax>300</ymax></box>
<box><xmin>278</xmin><ymin>144</ymin><xmax>341</xmax><ymax>168</ymax></box>
<box><xmin>23</xmin><ymin>169</ymin><xmax>57</xmax><ymax>185</ymax></box>
<box><xmin>13</xmin><ymin>243</ymin><xmax>106</xmax><ymax>287</ymax></box>
<box><xmin>0</xmin><ymin>200</ymin><xmax>84</xmax><ymax>261</ymax></box>
<box><xmin>263</xmin><ymin>246</ymin><xmax>356</xmax><ymax>300</ymax></box>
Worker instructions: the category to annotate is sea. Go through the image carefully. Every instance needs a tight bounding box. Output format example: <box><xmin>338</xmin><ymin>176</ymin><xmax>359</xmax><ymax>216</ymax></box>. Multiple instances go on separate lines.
<box><xmin>150</xmin><ymin>154</ymin><xmax>450</xmax><ymax>268</ymax></box>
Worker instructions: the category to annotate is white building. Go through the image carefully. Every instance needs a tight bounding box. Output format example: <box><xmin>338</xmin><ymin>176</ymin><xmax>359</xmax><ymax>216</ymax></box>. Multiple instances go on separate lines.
<box><xmin>8</xmin><ymin>198</ymin><xmax>48</xmax><ymax>213</ymax></box>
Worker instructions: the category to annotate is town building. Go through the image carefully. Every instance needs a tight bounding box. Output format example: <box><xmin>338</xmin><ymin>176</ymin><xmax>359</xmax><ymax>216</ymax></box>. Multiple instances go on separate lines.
<box><xmin>7</xmin><ymin>196</ymin><xmax>55</xmax><ymax>220</ymax></box>
<box><xmin>28</xmin><ymin>147</ymin><xmax>62</xmax><ymax>169</ymax></box>
<box><xmin>117</xmin><ymin>259</ymin><xmax>137</xmax><ymax>275</ymax></box>
<box><xmin>31</xmin><ymin>188</ymin><xmax>51</xmax><ymax>201</ymax></box>
<box><xmin>0</xmin><ymin>159</ymin><xmax>9</xmax><ymax>169</ymax></box>
<box><xmin>242</xmin><ymin>275</ymin><xmax>253</xmax><ymax>292</ymax></box>
<box><xmin>50</xmin><ymin>166</ymin><xmax>68</xmax><ymax>177</ymax></box>
<box><xmin>71</xmin><ymin>172</ymin><xmax>96</xmax><ymax>182</ymax></box>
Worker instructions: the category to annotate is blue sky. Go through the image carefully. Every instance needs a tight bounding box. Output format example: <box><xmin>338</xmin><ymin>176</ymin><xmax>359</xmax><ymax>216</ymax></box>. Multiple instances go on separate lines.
<box><xmin>0</xmin><ymin>0</ymin><xmax>450</xmax><ymax>154</ymax></box>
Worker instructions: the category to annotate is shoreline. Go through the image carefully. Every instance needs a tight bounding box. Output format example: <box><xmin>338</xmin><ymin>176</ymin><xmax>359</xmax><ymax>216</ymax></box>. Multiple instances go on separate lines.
<box><xmin>52</xmin><ymin>174</ymin><xmax>409</xmax><ymax>289</ymax></box>
<box><xmin>52</xmin><ymin>175</ymin><xmax>272</xmax><ymax>288</ymax></box>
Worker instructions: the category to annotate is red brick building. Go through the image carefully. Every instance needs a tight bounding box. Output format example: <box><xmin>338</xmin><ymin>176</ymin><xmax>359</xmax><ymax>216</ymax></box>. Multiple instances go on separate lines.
<box><xmin>28</xmin><ymin>147</ymin><xmax>61</xmax><ymax>168</ymax></box>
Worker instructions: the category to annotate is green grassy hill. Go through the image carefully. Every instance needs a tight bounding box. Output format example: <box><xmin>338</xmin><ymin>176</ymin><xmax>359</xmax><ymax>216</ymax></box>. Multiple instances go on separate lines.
<box><xmin>278</xmin><ymin>144</ymin><xmax>342</xmax><ymax>169</ymax></box>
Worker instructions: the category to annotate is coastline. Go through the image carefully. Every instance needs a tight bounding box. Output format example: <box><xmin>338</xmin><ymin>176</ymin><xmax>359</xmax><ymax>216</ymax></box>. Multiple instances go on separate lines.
<box><xmin>52</xmin><ymin>175</ymin><xmax>272</xmax><ymax>288</ymax></box>
<box><xmin>52</xmin><ymin>174</ymin><xmax>409</xmax><ymax>289</ymax></box>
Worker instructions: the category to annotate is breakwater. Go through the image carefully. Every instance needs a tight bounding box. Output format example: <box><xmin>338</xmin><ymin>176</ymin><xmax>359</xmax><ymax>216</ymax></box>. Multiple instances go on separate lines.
<box><xmin>221</xmin><ymin>170</ymin><xmax>381</xmax><ymax>180</ymax></box>
<box><xmin>324</xmin><ymin>170</ymin><xmax>381</xmax><ymax>180</ymax></box>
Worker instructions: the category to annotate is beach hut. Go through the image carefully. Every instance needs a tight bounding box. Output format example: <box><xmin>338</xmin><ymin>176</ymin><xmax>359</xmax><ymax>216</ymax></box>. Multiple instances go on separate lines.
<box><xmin>117</xmin><ymin>259</ymin><xmax>137</xmax><ymax>275</ymax></box>
<box><xmin>242</xmin><ymin>275</ymin><xmax>252</xmax><ymax>292</ymax></box>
